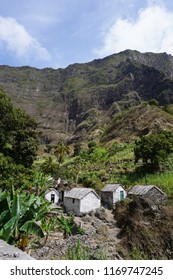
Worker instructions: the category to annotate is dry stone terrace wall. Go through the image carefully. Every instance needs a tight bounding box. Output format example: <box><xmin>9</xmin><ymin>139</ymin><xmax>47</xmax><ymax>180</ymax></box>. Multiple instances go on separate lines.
<box><xmin>0</xmin><ymin>240</ymin><xmax>34</xmax><ymax>260</ymax></box>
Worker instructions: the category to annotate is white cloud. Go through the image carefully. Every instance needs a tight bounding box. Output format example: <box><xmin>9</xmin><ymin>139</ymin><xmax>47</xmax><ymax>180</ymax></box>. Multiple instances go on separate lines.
<box><xmin>0</xmin><ymin>16</ymin><xmax>51</xmax><ymax>63</ymax></box>
<box><xmin>96</xmin><ymin>5</ymin><xmax>173</xmax><ymax>56</ymax></box>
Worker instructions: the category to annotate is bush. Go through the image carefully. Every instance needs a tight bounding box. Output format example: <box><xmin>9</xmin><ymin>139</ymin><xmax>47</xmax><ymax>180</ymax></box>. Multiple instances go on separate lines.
<box><xmin>57</xmin><ymin>215</ymin><xmax>85</xmax><ymax>238</ymax></box>
<box><xmin>148</xmin><ymin>99</ymin><xmax>159</xmax><ymax>106</ymax></box>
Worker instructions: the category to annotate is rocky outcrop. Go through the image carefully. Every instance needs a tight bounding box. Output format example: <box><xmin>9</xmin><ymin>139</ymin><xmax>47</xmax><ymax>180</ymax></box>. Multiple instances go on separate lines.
<box><xmin>0</xmin><ymin>239</ymin><xmax>34</xmax><ymax>260</ymax></box>
<box><xmin>101</xmin><ymin>104</ymin><xmax>173</xmax><ymax>142</ymax></box>
<box><xmin>114</xmin><ymin>196</ymin><xmax>173</xmax><ymax>259</ymax></box>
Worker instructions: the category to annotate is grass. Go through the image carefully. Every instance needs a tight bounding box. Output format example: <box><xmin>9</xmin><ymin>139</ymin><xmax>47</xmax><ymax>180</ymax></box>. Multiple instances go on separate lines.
<box><xmin>135</xmin><ymin>171</ymin><xmax>173</xmax><ymax>197</ymax></box>
<box><xmin>67</xmin><ymin>240</ymin><xmax>107</xmax><ymax>260</ymax></box>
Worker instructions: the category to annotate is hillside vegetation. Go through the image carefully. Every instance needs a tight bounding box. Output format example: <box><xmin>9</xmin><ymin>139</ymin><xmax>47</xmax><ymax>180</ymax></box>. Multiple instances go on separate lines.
<box><xmin>1</xmin><ymin>50</ymin><xmax>173</xmax><ymax>259</ymax></box>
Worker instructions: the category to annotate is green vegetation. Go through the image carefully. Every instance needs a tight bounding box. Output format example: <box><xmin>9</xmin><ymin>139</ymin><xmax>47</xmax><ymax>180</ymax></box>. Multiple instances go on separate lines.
<box><xmin>148</xmin><ymin>99</ymin><xmax>159</xmax><ymax>106</ymax></box>
<box><xmin>43</xmin><ymin>135</ymin><xmax>173</xmax><ymax>199</ymax></box>
<box><xmin>57</xmin><ymin>215</ymin><xmax>85</xmax><ymax>238</ymax></box>
<box><xmin>54</xmin><ymin>141</ymin><xmax>135</xmax><ymax>190</ymax></box>
<box><xmin>68</xmin><ymin>240</ymin><xmax>90</xmax><ymax>260</ymax></box>
<box><xmin>130</xmin><ymin>248</ymin><xmax>148</xmax><ymax>260</ymax></box>
<box><xmin>0</xmin><ymin>89</ymin><xmax>38</xmax><ymax>190</ymax></box>
<box><xmin>2</xmin><ymin>51</ymin><xmax>173</xmax><ymax>259</ymax></box>
<box><xmin>0</xmin><ymin>189</ymin><xmax>51</xmax><ymax>249</ymax></box>
<box><xmin>0</xmin><ymin>89</ymin><xmax>38</xmax><ymax>167</ymax></box>
<box><xmin>54</xmin><ymin>141</ymin><xmax>70</xmax><ymax>169</ymax></box>
<box><xmin>67</xmin><ymin>240</ymin><xmax>107</xmax><ymax>260</ymax></box>
<box><xmin>134</xmin><ymin>131</ymin><xmax>173</xmax><ymax>171</ymax></box>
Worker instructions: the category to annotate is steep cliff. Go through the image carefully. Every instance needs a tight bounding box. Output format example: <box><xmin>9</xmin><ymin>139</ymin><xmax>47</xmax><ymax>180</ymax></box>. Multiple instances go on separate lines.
<box><xmin>1</xmin><ymin>50</ymin><xmax>173</xmax><ymax>144</ymax></box>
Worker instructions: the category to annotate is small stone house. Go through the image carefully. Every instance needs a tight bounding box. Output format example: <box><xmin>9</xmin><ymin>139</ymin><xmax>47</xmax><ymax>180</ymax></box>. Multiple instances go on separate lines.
<box><xmin>101</xmin><ymin>184</ymin><xmax>127</xmax><ymax>209</ymax></box>
<box><xmin>128</xmin><ymin>185</ymin><xmax>167</xmax><ymax>204</ymax></box>
<box><xmin>64</xmin><ymin>187</ymin><xmax>101</xmax><ymax>215</ymax></box>
<box><xmin>44</xmin><ymin>188</ymin><xmax>60</xmax><ymax>204</ymax></box>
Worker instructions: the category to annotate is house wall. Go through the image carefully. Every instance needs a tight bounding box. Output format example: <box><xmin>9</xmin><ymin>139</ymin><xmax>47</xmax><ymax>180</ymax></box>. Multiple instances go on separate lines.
<box><xmin>101</xmin><ymin>186</ymin><xmax>127</xmax><ymax>209</ymax></box>
<box><xmin>144</xmin><ymin>188</ymin><xmax>166</xmax><ymax>204</ymax></box>
<box><xmin>113</xmin><ymin>186</ymin><xmax>127</xmax><ymax>205</ymax></box>
<box><xmin>64</xmin><ymin>197</ymin><xmax>80</xmax><ymax>215</ymax></box>
<box><xmin>45</xmin><ymin>190</ymin><xmax>59</xmax><ymax>204</ymax></box>
<box><xmin>80</xmin><ymin>192</ymin><xmax>100</xmax><ymax>214</ymax></box>
<box><xmin>101</xmin><ymin>192</ymin><xmax>113</xmax><ymax>209</ymax></box>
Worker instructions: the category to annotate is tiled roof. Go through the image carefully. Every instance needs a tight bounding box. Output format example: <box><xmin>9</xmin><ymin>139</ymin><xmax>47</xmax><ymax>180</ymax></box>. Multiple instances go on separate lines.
<box><xmin>128</xmin><ymin>185</ymin><xmax>164</xmax><ymax>195</ymax></box>
<box><xmin>101</xmin><ymin>184</ymin><xmax>123</xmax><ymax>192</ymax></box>
<box><xmin>65</xmin><ymin>188</ymin><xmax>99</xmax><ymax>200</ymax></box>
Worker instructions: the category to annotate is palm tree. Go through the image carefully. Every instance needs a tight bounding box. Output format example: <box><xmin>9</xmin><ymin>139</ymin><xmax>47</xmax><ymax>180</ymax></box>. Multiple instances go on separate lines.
<box><xmin>41</xmin><ymin>157</ymin><xmax>58</xmax><ymax>176</ymax></box>
<box><xmin>54</xmin><ymin>141</ymin><xmax>70</xmax><ymax>168</ymax></box>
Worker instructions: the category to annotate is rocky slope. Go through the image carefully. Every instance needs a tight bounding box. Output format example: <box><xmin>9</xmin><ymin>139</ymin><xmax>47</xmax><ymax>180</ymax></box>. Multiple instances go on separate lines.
<box><xmin>101</xmin><ymin>104</ymin><xmax>173</xmax><ymax>143</ymax></box>
<box><xmin>1</xmin><ymin>50</ymin><xmax>173</xmax><ymax>144</ymax></box>
<box><xmin>30</xmin><ymin>208</ymin><xmax>121</xmax><ymax>260</ymax></box>
<box><xmin>114</xmin><ymin>196</ymin><xmax>173</xmax><ymax>259</ymax></box>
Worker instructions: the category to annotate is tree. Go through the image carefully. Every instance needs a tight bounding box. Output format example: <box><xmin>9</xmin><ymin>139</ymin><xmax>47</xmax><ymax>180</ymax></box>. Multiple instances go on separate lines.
<box><xmin>7</xmin><ymin>107</ymin><xmax>38</xmax><ymax>167</ymax></box>
<box><xmin>54</xmin><ymin>141</ymin><xmax>70</xmax><ymax>168</ymax></box>
<box><xmin>0</xmin><ymin>89</ymin><xmax>38</xmax><ymax>189</ymax></box>
<box><xmin>0</xmin><ymin>89</ymin><xmax>38</xmax><ymax>168</ymax></box>
<box><xmin>40</xmin><ymin>157</ymin><xmax>58</xmax><ymax>176</ymax></box>
<box><xmin>134</xmin><ymin>131</ymin><xmax>173</xmax><ymax>171</ymax></box>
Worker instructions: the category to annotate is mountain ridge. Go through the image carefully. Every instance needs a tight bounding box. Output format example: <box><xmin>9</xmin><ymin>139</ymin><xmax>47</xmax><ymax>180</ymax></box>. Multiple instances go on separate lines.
<box><xmin>1</xmin><ymin>49</ymin><xmax>173</xmax><ymax>145</ymax></box>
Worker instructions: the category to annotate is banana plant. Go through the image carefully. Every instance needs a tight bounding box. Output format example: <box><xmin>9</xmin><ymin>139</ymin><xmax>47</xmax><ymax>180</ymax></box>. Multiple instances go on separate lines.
<box><xmin>56</xmin><ymin>215</ymin><xmax>75</xmax><ymax>238</ymax></box>
<box><xmin>0</xmin><ymin>189</ymin><xmax>51</xmax><ymax>249</ymax></box>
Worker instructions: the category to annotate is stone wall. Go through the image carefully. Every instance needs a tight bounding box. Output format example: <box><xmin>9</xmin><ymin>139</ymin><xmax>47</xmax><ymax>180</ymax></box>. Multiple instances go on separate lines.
<box><xmin>64</xmin><ymin>197</ymin><xmax>81</xmax><ymax>215</ymax></box>
<box><xmin>145</xmin><ymin>188</ymin><xmax>167</xmax><ymax>204</ymax></box>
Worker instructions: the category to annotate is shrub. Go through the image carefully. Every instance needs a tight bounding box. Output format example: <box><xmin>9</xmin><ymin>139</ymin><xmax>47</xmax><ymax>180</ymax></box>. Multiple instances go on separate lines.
<box><xmin>148</xmin><ymin>99</ymin><xmax>159</xmax><ymax>106</ymax></box>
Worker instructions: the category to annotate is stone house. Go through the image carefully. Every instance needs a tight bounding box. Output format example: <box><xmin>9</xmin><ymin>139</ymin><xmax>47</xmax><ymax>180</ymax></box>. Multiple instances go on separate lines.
<box><xmin>44</xmin><ymin>188</ymin><xmax>60</xmax><ymax>204</ymax></box>
<box><xmin>128</xmin><ymin>185</ymin><xmax>167</xmax><ymax>204</ymax></box>
<box><xmin>101</xmin><ymin>184</ymin><xmax>127</xmax><ymax>209</ymax></box>
<box><xmin>64</xmin><ymin>187</ymin><xmax>101</xmax><ymax>215</ymax></box>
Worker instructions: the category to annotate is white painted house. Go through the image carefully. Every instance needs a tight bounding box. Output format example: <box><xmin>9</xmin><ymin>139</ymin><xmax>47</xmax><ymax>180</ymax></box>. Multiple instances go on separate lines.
<box><xmin>64</xmin><ymin>188</ymin><xmax>101</xmax><ymax>215</ymax></box>
<box><xmin>44</xmin><ymin>188</ymin><xmax>60</xmax><ymax>204</ymax></box>
<box><xmin>101</xmin><ymin>184</ymin><xmax>127</xmax><ymax>209</ymax></box>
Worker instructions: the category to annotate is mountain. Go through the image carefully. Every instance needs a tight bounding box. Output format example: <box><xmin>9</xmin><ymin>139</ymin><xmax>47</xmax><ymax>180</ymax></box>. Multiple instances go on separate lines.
<box><xmin>1</xmin><ymin>50</ymin><xmax>173</xmax><ymax>145</ymax></box>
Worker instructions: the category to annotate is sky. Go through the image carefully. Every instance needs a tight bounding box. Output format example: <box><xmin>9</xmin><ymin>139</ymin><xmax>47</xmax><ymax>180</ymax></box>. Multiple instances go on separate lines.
<box><xmin>1</xmin><ymin>0</ymin><xmax>173</xmax><ymax>69</ymax></box>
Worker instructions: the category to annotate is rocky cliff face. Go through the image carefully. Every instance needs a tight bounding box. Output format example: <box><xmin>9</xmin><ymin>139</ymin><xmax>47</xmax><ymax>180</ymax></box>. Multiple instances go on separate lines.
<box><xmin>1</xmin><ymin>50</ymin><xmax>173</xmax><ymax>144</ymax></box>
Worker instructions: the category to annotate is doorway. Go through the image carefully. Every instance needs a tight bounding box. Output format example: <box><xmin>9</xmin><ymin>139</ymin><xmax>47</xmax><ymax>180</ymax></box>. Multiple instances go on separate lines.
<box><xmin>51</xmin><ymin>193</ymin><xmax>55</xmax><ymax>203</ymax></box>
<box><xmin>120</xmin><ymin>191</ymin><xmax>124</xmax><ymax>201</ymax></box>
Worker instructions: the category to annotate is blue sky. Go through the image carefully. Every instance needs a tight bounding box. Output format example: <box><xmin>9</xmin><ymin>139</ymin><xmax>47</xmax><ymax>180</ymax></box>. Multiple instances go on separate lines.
<box><xmin>1</xmin><ymin>0</ymin><xmax>173</xmax><ymax>69</ymax></box>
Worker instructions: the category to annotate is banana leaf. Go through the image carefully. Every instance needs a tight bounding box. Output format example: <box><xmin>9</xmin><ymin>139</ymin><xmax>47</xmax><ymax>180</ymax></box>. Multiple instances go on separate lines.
<box><xmin>20</xmin><ymin>220</ymin><xmax>44</xmax><ymax>238</ymax></box>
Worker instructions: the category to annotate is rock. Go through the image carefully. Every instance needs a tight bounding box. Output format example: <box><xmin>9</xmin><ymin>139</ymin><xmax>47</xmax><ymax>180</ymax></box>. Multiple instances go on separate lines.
<box><xmin>95</xmin><ymin>208</ymin><xmax>106</xmax><ymax>221</ymax></box>
<box><xmin>0</xmin><ymin>240</ymin><xmax>34</xmax><ymax>260</ymax></box>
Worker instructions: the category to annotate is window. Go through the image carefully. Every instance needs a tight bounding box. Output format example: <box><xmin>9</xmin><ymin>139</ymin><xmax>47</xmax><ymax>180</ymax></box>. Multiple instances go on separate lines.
<box><xmin>72</xmin><ymin>198</ymin><xmax>75</xmax><ymax>203</ymax></box>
